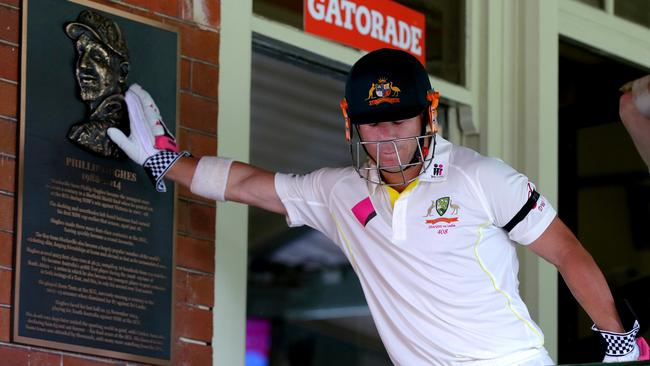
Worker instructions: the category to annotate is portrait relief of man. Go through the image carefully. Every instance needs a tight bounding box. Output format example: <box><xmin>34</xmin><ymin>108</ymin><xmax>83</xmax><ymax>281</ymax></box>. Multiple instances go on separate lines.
<box><xmin>65</xmin><ymin>10</ymin><xmax>130</xmax><ymax>158</ymax></box>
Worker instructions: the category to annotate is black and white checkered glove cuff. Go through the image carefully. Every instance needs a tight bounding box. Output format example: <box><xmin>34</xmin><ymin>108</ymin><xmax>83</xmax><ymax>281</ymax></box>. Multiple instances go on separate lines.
<box><xmin>143</xmin><ymin>150</ymin><xmax>191</xmax><ymax>192</ymax></box>
<box><xmin>592</xmin><ymin>320</ymin><xmax>640</xmax><ymax>357</ymax></box>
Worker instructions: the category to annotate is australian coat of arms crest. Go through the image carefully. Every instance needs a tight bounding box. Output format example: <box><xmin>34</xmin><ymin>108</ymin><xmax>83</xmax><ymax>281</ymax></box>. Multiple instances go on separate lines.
<box><xmin>366</xmin><ymin>78</ymin><xmax>401</xmax><ymax>106</ymax></box>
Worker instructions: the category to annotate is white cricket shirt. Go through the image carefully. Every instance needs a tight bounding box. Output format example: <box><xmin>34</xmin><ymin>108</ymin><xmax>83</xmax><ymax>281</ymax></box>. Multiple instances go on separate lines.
<box><xmin>274</xmin><ymin>136</ymin><xmax>557</xmax><ymax>365</ymax></box>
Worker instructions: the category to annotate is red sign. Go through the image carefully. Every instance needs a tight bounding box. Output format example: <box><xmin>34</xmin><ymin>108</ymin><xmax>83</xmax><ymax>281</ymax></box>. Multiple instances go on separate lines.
<box><xmin>304</xmin><ymin>0</ymin><xmax>426</xmax><ymax>64</ymax></box>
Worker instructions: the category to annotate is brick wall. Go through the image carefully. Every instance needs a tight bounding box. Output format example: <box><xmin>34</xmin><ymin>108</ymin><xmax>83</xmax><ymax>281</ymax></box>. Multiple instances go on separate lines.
<box><xmin>0</xmin><ymin>0</ymin><xmax>220</xmax><ymax>365</ymax></box>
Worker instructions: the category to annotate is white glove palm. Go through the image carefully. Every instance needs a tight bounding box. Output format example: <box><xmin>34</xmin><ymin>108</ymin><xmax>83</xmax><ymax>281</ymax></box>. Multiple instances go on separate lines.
<box><xmin>108</xmin><ymin>84</ymin><xmax>187</xmax><ymax>192</ymax></box>
<box><xmin>107</xmin><ymin>83</ymin><xmax>178</xmax><ymax>165</ymax></box>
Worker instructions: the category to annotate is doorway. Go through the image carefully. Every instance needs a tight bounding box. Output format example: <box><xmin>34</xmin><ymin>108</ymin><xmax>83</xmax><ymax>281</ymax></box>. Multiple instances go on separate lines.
<box><xmin>558</xmin><ymin>39</ymin><xmax>650</xmax><ymax>364</ymax></box>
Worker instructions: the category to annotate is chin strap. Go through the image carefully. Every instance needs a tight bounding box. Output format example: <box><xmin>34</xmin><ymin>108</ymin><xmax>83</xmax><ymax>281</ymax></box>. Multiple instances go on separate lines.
<box><xmin>341</xmin><ymin>99</ymin><xmax>352</xmax><ymax>143</ymax></box>
<box><xmin>426</xmin><ymin>90</ymin><xmax>440</xmax><ymax>134</ymax></box>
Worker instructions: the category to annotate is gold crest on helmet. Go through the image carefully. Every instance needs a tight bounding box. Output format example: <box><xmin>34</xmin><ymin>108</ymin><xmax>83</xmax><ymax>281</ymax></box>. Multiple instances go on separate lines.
<box><xmin>366</xmin><ymin>78</ymin><xmax>401</xmax><ymax>106</ymax></box>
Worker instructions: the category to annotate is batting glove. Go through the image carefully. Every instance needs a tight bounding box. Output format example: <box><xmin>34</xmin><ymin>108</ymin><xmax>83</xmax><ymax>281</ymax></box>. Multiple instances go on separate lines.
<box><xmin>107</xmin><ymin>84</ymin><xmax>189</xmax><ymax>192</ymax></box>
<box><xmin>593</xmin><ymin>321</ymin><xmax>639</xmax><ymax>362</ymax></box>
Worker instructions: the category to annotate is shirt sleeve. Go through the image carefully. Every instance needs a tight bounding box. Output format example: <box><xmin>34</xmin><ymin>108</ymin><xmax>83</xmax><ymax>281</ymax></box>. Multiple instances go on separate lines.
<box><xmin>274</xmin><ymin>168</ymin><xmax>341</xmax><ymax>240</ymax></box>
<box><xmin>475</xmin><ymin>157</ymin><xmax>557</xmax><ymax>245</ymax></box>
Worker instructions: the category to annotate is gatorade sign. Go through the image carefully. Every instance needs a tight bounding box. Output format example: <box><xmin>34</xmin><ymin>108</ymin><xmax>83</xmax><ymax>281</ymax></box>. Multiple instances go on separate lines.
<box><xmin>304</xmin><ymin>0</ymin><xmax>426</xmax><ymax>64</ymax></box>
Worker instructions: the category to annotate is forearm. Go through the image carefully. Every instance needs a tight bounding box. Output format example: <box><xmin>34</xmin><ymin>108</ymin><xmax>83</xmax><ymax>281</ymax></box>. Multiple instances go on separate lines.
<box><xmin>225</xmin><ymin>162</ymin><xmax>286</xmax><ymax>214</ymax></box>
<box><xmin>164</xmin><ymin>157</ymin><xmax>287</xmax><ymax>214</ymax></box>
<box><xmin>165</xmin><ymin>155</ymin><xmax>199</xmax><ymax>188</ymax></box>
<box><xmin>557</xmin><ymin>246</ymin><xmax>624</xmax><ymax>332</ymax></box>
<box><xmin>530</xmin><ymin>218</ymin><xmax>625</xmax><ymax>333</ymax></box>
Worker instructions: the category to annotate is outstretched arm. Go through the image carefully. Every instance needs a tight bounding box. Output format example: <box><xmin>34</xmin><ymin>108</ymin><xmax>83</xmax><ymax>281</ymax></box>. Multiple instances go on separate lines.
<box><xmin>165</xmin><ymin>156</ymin><xmax>287</xmax><ymax>215</ymax></box>
<box><xmin>528</xmin><ymin>218</ymin><xmax>650</xmax><ymax>362</ymax></box>
<box><xmin>108</xmin><ymin>84</ymin><xmax>287</xmax><ymax>215</ymax></box>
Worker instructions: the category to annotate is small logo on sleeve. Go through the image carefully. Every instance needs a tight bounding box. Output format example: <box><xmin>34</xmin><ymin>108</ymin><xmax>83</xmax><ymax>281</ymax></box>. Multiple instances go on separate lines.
<box><xmin>527</xmin><ymin>182</ymin><xmax>537</xmax><ymax>209</ymax></box>
<box><xmin>527</xmin><ymin>182</ymin><xmax>546</xmax><ymax>212</ymax></box>
<box><xmin>432</xmin><ymin>163</ymin><xmax>444</xmax><ymax>177</ymax></box>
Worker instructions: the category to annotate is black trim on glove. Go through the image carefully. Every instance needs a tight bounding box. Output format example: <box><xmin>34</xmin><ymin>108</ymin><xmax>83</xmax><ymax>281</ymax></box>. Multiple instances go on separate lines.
<box><xmin>592</xmin><ymin>320</ymin><xmax>640</xmax><ymax>357</ymax></box>
<box><xmin>143</xmin><ymin>150</ymin><xmax>191</xmax><ymax>192</ymax></box>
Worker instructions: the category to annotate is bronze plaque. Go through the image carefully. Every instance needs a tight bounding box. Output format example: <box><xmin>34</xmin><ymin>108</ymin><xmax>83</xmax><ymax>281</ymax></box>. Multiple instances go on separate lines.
<box><xmin>15</xmin><ymin>1</ymin><xmax>180</xmax><ymax>364</ymax></box>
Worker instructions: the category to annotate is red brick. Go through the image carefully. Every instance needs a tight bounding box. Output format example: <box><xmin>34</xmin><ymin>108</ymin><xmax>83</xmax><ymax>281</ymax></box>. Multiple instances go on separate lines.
<box><xmin>62</xmin><ymin>355</ymin><xmax>122</xmax><ymax>366</ymax></box>
<box><xmin>0</xmin><ymin>118</ymin><xmax>16</xmax><ymax>156</ymax></box>
<box><xmin>180</xmin><ymin>93</ymin><xmax>217</xmax><ymax>134</ymax></box>
<box><xmin>188</xmin><ymin>131</ymin><xmax>217</xmax><ymax>156</ymax></box>
<box><xmin>0</xmin><ymin>194</ymin><xmax>14</xmax><ymax>232</ymax></box>
<box><xmin>0</xmin><ymin>307</ymin><xmax>9</xmax><ymax>342</ymax></box>
<box><xmin>123</xmin><ymin>5</ymin><xmax>157</xmax><ymax>21</ymax></box>
<box><xmin>177</xmin><ymin>130</ymin><xmax>189</xmax><ymax>152</ymax></box>
<box><xmin>0</xmin><ymin>1</ymin><xmax>20</xmax><ymax>8</ymax></box>
<box><xmin>180</xmin><ymin>58</ymin><xmax>191</xmax><ymax>91</ymax></box>
<box><xmin>0</xmin><ymin>344</ymin><xmax>29</xmax><ymax>366</ymax></box>
<box><xmin>0</xmin><ymin>81</ymin><xmax>18</xmax><ymax>119</ymax></box>
<box><xmin>0</xmin><ymin>44</ymin><xmax>19</xmax><ymax>82</ymax></box>
<box><xmin>153</xmin><ymin>0</ymin><xmax>179</xmax><ymax>17</ymax></box>
<box><xmin>186</xmin><ymin>0</ymin><xmax>220</xmax><ymax>28</ymax></box>
<box><xmin>176</xmin><ymin>235</ymin><xmax>214</xmax><ymax>273</ymax></box>
<box><xmin>188</xmin><ymin>203</ymin><xmax>215</xmax><ymax>240</ymax></box>
<box><xmin>122</xmin><ymin>0</ymin><xmax>180</xmax><ymax>17</ymax></box>
<box><xmin>186</xmin><ymin>272</ymin><xmax>213</xmax><ymax>307</ymax></box>
<box><xmin>120</xmin><ymin>0</ymin><xmax>150</xmax><ymax>9</ymax></box>
<box><xmin>29</xmin><ymin>351</ymin><xmax>62</xmax><ymax>366</ymax></box>
<box><xmin>174</xmin><ymin>269</ymin><xmax>188</xmax><ymax>304</ymax></box>
<box><xmin>191</xmin><ymin>62</ymin><xmax>218</xmax><ymax>99</ymax></box>
<box><xmin>174</xmin><ymin>270</ymin><xmax>213</xmax><ymax>307</ymax></box>
<box><xmin>203</xmin><ymin>0</ymin><xmax>220</xmax><ymax>29</ymax></box>
<box><xmin>176</xmin><ymin>200</ymin><xmax>190</xmax><ymax>233</ymax></box>
<box><xmin>177</xmin><ymin>185</ymin><xmax>213</xmax><ymax>205</ymax></box>
<box><xmin>0</xmin><ymin>231</ymin><xmax>12</xmax><ymax>267</ymax></box>
<box><xmin>180</xmin><ymin>0</ymin><xmax>192</xmax><ymax>21</ymax></box>
<box><xmin>0</xmin><ymin>156</ymin><xmax>15</xmax><ymax>192</ymax></box>
<box><xmin>167</xmin><ymin>20</ymin><xmax>219</xmax><ymax>64</ymax></box>
<box><xmin>89</xmin><ymin>0</ymin><xmax>160</xmax><ymax>23</ymax></box>
<box><xmin>0</xmin><ymin>268</ymin><xmax>11</xmax><ymax>305</ymax></box>
<box><xmin>0</xmin><ymin>5</ymin><xmax>19</xmax><ymax>45</ymax></box>
<box><xmin>174</xmin><ymin>304</ymin><xmax>212</xmax><ymax>342</ymax></box>
<box><xmin>179</xmin><ymin>128</ymin><xmax>217</xmax><ymax>157</ymax></box>
<box><xmin>172</xmin><ymin>341</ymin><xmax>211</xmax><ymax>366</ymax></box>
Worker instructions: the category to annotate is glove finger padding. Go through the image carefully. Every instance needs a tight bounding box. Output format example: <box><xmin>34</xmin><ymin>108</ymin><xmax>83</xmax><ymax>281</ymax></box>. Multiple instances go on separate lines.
<box><xmin>124</xmin><ymin>87</ymin><xmax>158</xmax><ymax>160</ymax></box>
<box><xmin>129</xmin><ymin>84</ymin><xmax>165</xmax><ymax>136</ymax></box>
<box><xmin>106</xmin><ymin>127</ymin><xmax>132</xmax><ymax>156</ymax></box>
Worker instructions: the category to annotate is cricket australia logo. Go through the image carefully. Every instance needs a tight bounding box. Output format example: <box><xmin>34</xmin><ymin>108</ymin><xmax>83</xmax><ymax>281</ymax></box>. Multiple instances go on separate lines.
<box><xmin>424</xmin><ymin>196</ymin><xmax>460</xmax><ymax>234</ymax></box>
<box><xmin>435</xmin><ymin>197</ymin><xmax>449</xmax><ymax>216</ymax></box>
<box><xmin>366</xmin><ymin>78</ymin><xmax>401</xmax><ymax>106</ymax></box>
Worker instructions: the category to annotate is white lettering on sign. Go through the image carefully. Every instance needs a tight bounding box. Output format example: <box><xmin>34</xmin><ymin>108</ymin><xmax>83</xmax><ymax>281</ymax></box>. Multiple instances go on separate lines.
<box><xmin>305</xmin><ymin>0</ymin><xmax>425</xmax><ymax>59</ymax></box>
<box><xmin>355</xmin><ymin>5</ymin><xmax>371</xmax><ymax>36</ymax></box>
<box><xmin>326</xmin><ymin>0</ymin><xmax>343</xmax><ymax>26</ymax></box>
<box><xmin>308</xmin><ymin>0</ymin><xmax>325</xmax><ymax>20</ymax></box>
<box><xmin>341</xmin><ymin>1</ymin><xmax>356</xmax><ymax>30</ymax></box>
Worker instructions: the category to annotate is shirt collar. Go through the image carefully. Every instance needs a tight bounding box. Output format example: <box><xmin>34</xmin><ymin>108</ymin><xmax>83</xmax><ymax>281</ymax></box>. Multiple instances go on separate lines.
<box><xmin>420</xmin><ymin>134</ymin><xmax>452</xmax><ymax>183</ymax></box>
